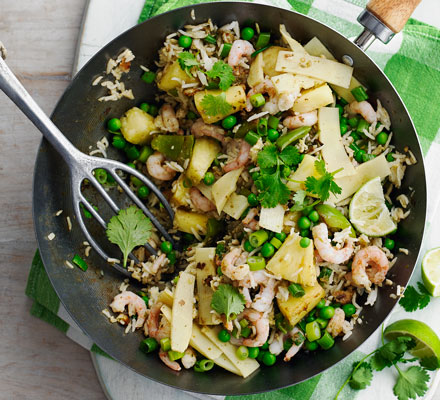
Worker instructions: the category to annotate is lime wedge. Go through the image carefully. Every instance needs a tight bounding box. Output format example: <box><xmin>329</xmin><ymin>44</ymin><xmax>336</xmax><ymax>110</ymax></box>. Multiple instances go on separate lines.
<box><xmin>422</xmin><ymin>247</ymin><xmax>440</xmax><ymax>297</ymax></box>
<box><xmin>349</xmin><ymin>176</ymin><xmax>396</xmax><ymax>237</ymax></box>
<box><xmin>384</xmin><ymin>319</ymin><xmax>440</xmax><ymax>365</ymax></box>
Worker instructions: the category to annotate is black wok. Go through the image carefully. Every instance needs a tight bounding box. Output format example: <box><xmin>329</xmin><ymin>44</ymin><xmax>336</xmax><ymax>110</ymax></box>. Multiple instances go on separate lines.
<box><xmin>30</xmin><ymin>1</ymin><xmax>426</xmax><ymax>395</ymax></box>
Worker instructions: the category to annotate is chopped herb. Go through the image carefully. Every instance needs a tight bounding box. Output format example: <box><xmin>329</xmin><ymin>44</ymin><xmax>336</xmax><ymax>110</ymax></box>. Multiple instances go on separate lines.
<box><xmin>177</xmin><ymin>51</ymin><xmax>199</xmax><ymax>77</ymax></box>
<box><xmin>304</xmin><ymin>159</ymin><xmax>342</xmax><ymax>202</ymax></box>
<box><xmin>200</xmin><ymin>92</ymin><xmax>232</xmax><ymax>116</ymax></box>
<box><xmin>206</xmin><ymin>60</ymin><xmax>235</xmax><ymax>91</ymax></box>
<box><xmin>211</xmin><ymin>284</ymin><xmax>245</xmax><ymax>321</ymax></box>
<box><xmin>348</xmin><ymin>362</ymin><xmax>373</xmax><ymax>390</ymax></box>
<box><xmin>72</xmin><ymin>254</ymin><xmax>88</xmax><ymax>271</ymax></box>
<box><xmin>399</xmin><ymin>283</ymin><xmax>431</xmax><ymax>312</ymax></box>
<box><xmin>106</xmin><ymin>206</ymin><xmax>153</xmax><ymax>266</ymax></box>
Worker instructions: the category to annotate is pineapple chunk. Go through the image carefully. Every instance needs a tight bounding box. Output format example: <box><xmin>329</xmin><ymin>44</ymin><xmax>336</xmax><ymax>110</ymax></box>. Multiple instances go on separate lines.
<box><xmin>212</xmin><ymin>168</ymin><xmax>243</xmax><ymax>214</ymax></box>
<box><xmin>271</xmin><ymin>73</ymin><xmax>322</xmax><ymax>95</ymax></box>
<box><xmin>171</xmin><ymin>175</ymin><xmax>191</xmax><ymax>207</ymax></box>
<box><xmin>278</xmin><ymin>283</ymin><xmax>325</xmax><ymax>327</ymax></box>
<box><xmin>157</xmin><ymin>60</ymin><xmax>197</xmax><ymax>92</ymax></box>
<box><xmin>247</xmin><ymin>52</ymin><xmax>264</xmax><ymax>87</ymax></box>
<box><xmin>174</xmin><ymin>209</ymin><xmax>209</xmax><ymax>235</ymax></box>
<box><xmin>186</xmin><ymin>138</ymin><xmax>221</xmax><ymax>185</ymax></box>
<box><xmin>120</xmin><ymin>107</ymin><xmax>157</xmax><ymax>145</ymax></box>
<box><xmin>195</xmin><ymin>248</ymin><xmax>219</xmax><ymax>325</ymax></box>
<box><xmin>279</xmin><ymin>24</ymin><xmax>306</xmax><ymax>54</ymax></box>
<box><xmin>292</xmin><ymin>84</ymin><xmax>333</xmax><ymax>113</ymax></box>
<box><xmin>286</xmin><ymin>154</ymin><xmax>320</xmax><ymax>193</ymax></box>
<box><xmin>266</xmin><ymin>232</ymin><xmax>317</xmax><ymax>286</ymax></box>
<box><xmin>194</xmin><ymin>86</ymin><xmax>246</xmax><ymax>124</ymax></box>
<box><xmin>222</xmin><ymin>193</ymin><xmax>249</xmax><ymax>220</ymax></box>
<box><xmin>262</xmin><ymin>46</ymin><xmax>287</xmax><ymax>77</ymax></box>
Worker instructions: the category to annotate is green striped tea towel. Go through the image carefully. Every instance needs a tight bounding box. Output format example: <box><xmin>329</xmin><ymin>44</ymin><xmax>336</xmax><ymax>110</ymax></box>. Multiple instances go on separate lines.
<box><xmin>27</xmin><ymin>0</ymin><xmax>440</xmax><ymax>398</ymax></box>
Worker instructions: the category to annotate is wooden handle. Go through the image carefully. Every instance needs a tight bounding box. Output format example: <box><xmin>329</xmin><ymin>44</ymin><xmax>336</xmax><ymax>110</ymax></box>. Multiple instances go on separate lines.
<box><xmin>367</xmin><ymin>0</ymin><xmax>421</xmax><ymax>33</ymax></box>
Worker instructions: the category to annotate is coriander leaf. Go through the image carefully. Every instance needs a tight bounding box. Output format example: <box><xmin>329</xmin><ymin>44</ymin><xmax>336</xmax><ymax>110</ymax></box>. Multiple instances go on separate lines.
<box><xmin>211</xmin><ymin>284</ymin><xmax>245</xmax><ymax>321</ymax></box>
<box><xmin>290</xmin><ymin>190</ymin><xmax>307</xmax><ymax>212</ymax></box>
<box><xmin>304</xmin><ymin>160</ymin><xmax>342</xmax><ymax>202</ymax></box>
<box><xmin>257</xmin><ymin>144</ymin><xmax>278</xmax><ymax>170</ymax></box>
<box><xmin>394</xmin><ymin>366</ymin><xmax>429</xmax><ymax>400</ymax></box>
<box><xmin>106</xmin><ymin>206</ymin><xmax>153</xmax><ymax>266</ymax></box>
<box><xmin>279</xmin><ymin>146</ymin><xmax>301</xmax><ymax>167</ymax></box>
<box><xmin>257</xmin><ymin>167</ymin><xmax>291</xmax><ymax>208</ymax></box>
<box><xmin>349</xmin><ymin>362</ymin><xmax>373</xmax><ymax>390</ymax></box>
<box><xmin>399</xmin><ymin>284</ymin><xmax>431</xmax><ymax>312</ymax></box>
<box><xmin>206</xmin><ymin>60</ymin><xmax>235</xmax><ymax>91</ymax></box>
<box><xmin>177</xmin><ymin>51</ymin><xmax>199</xmax><ymax>77</ymax></box>
<box><xmin>200</xmin><ymin>92</ymin><xmax>232</xmax><ymax>116</ymax></box>
<box><xmin>372</xmin><ymin>337</ymin><xmax>415</xmax><ymax>371</ymax></box>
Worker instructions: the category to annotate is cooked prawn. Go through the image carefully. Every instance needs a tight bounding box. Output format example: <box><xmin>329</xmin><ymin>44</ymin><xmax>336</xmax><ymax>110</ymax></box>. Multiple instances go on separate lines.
<box><xmin>242</xmin><ymin>207</ymin><xmax>259</xmax><ymax>230</ymax></box>
<box><xmin>284</xmin><ymin>328</ymin><xmax>304</xmax><ymax>361</ymax></box>
<box><xmin>224</xmin><ymin>140</ymin><xmax>251</xmax><ymax>172</ymax></box>
<box><xmin>239</xmin><ymin>269</ymin><xmax>270</xmax><ymax>289</ymax></box>
<box><xmin>246</xmin><ymin>79</ymin><xmax>276</xmax><ymax>112</ymax></box>
<box><xmin>159</xmin><ymin>350</ymin><xmax>181</xmax><ymax>371</ymax></box>
<box><xmin>351</xmin><ymin>245</ymin><xmax>389</xmax><ymax>290</ymax></box>
<box><xmin>326</xmin><ymin>308</ymin><xmax>347</xmax><ymax>337</ymax></box>
<box><xmin>146</xmin><ymin>301</ymin><xmax>163</xmax><ymax>339</ymax></box>
<box><xmin>241</xmin><ymin>309</ymin><xmax>270</xmax><ymax>348</ymax></box>
<box><xmin>312</xmin><ymin>223</ymin><xmax>354</xmax><ymax>264</ymax></box>
<box><xmin>146</xmin><ymin>151</ymin><xmax>177</xmax><ymax>181</ymax></box>
<box><xmin>277</xmin><ymin>92</ymin><xmax>297</xmax><ymax>112</ymax></box>
<box><xmin>181</xmin><ymin>348</ymin><xmax>197</xmax><ymax>369</ymax></box>
<box><xmin>221</xmin><ymin>248</ymin><xmax>250</xmax><ymax>281</ymax></box>
<box><xmin>110</xmin><ymin>291</ymin><xmax>147</xmax><ymax>328</ymax></box>
<box><xmin>283</xmin><ymin>110</ymin><xmax>318</xmax><ymax>129</ymax></box>
<box><xmin>191</xmin><ymin>118</ymin><xmax>226</xmax><ymax>143</ymax></box>
<box><xmin>190</xmin><ymin>187</ymin><xmax>216</xmax><ymax>212</ymax></box>
<box><xmin>347</xmin><ymin>100</ymin><xmax>377</xmax><ymax>124</ymax></box>
<box><xmin>228</xmin><ymin>40</ymin><xmax>255</xmax><ymax>67</ymax></box>
<box><xmin>159</xmin><ymin>104</ymin><xmax>179</xmax><ymax>132</ymax></box>
<box><xmin>251</xmin><ymin>278</ymin><xmax>277</xmax><ymax>313</ymax></box>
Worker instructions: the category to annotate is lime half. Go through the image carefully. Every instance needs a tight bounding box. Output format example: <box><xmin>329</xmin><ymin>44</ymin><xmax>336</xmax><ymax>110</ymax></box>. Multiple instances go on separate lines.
<box><xmin>422</xmin><ymin>247</ymin><xmax>440</xmax><ymax>297</ymax></box>
<box><xmin>349</xmin><ymin>176</ymin><xmax>396</xmax><ymax>237</ymax></box>
<box><xmin>384</xmin><ymin>319</ymin><xmax>440</xmax><ymax>364</ymax></box>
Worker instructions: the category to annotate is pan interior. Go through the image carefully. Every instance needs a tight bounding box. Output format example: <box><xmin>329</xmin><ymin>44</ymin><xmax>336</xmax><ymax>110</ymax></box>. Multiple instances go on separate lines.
<box><xmin>32</xmin><ymin>2</ymin><xmax>426</xmax><ymax>395</ymax></box>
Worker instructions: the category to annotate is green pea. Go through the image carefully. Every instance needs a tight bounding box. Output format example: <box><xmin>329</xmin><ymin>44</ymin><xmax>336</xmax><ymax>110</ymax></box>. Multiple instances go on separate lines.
<box><xmin>354</xmin><ymin>149</ymin><xmax>366</xmax><ymax>163</ymax></box>
<box><xmin>262</xmin><ymin>352</ymin><xmax>277</xmax><ymax>366</ymax></box>
<box><xmin>243</xmin><ymin>240</ymin><xmax>254</xmax><ymax>252</ymax></box>
<box><xmin>112</xmin><ymin>135</ymin><xmax>126</xmax><ymax>149</ymax></box>
<box><xmin>376</xmin><ymin>131</ymin><xmax>389</xmax><ymax>145</ymax></box>
<box><xmin>261</xmin><ymin>242</ymin><xmax>275</xmax><ymax>258</ymax></box>
<box><xmin>222</xmin><ymin>115</ymin><xmax>237</xmax><ymax>130</ymax></box>
<box><xmin>141</xmin><ymin>71</ymin><xmax>156</xmax><ymax>84</ymax></box>
<box><xmin>384</xmin><ymin>238</ymin><xmax>395</xmax><ymax>250</ymax></box>
<box><xmin>260</xmin><ymin>341</ymin><xmax>269</xmax><ymax>350</ymax></box>
<box><xmin>316</xmin><ymin>299</ymin><xmax>326</xmax><ymax>309</ymax></box>
<box><xmin>241</xmin><ymin>27</ymin><xmax>255</xmax><ymax>40</ymax></box>
<box><xmin>247</xmin><ymin>193</ymin><xmax>258</xmax><ymax>206</ymax></box>
<box><xmin>298</xmin><ymin>216</ymin><xmax>311</xmax><ymax>230</ymax></box>
<box><xmin>302</xmin><ymin>205</ymin><xmax>314</xmax><ymax>216</ymax></box>
<box><xmin>267</xmin><ymin>128</ymin><xmax>279</xmax><ymax>142</ymax></box>
<box><xmin>300</xmin><ymin>237</ymin><xmax>310</xmax><ymax>248</ymax></box>
<box><xmin>336</xmin><ymin>104</ymin><xmax>344</xmax><ymax>116</ymax></box>
<box><xmin>340</xmin><ymin>122</ymin><xmax>348</xmax><ymax>135</ymax></box>
<box><xmin>178</xmin><ymin>35</ymin><xmax>193</xmax><ymax>48</ymax></box>
<box><xmin>203</xmin><ymin>172</ymin><xmax>215</xmax><ymax>186</ymax></box>
<box><xmin>275</xmin><ymin>232</ymin><xmax>286</xmax><ymax>242</ymax></box>
<box><xmin>386</xmin><ymin>153</ymin><xmax>395</xmax><ymax>162</ymax></box>
<box><xmin>305</xmin><ymin>313</ymin><xmax>316</xmax><ymax>323</ymax></box>
<box><xmin>137</xmin><ymin>185</ymin><xmax>149</xmax><ymax>199</ymax></box>
<box><xmin>308</xmin><ymin>210</ymin><xmax>319</xmax><ymax>223</ymax></box>
<box><xmin>139</xmin><ymin>103</ymin><xmax>150</xmax><ymax>113</ymax></box>
<box><xmin>342</xmin><ymin>303</ymin><xmax>356</xmax><ymax>317</ymax></box>
<box><xmin>305</xmin><ymin>340</ymin><xmax>318</xmax><ymax>351</ymax></box>
<box><xmin>248</xmin><ymin>347</ymin><xmax>260</xmax><ymax>359</ymax></box>
<box><xmin>300</xmin><ymin>229</ymin><xmax>309</xmax><ymax>238</ymax></box>
<box><xmin>282</xmin><ymin>166</ymin><xmax>291</xmax><ymax>178</ymax></box>
<box><xmin>148</xmin><ymin>104</ymin><xmax>158</xmax><ymax>117</ymax></box>
<box><xmin>236</xmin><ymin>345</ymin><xmax>249</xmax><ymax>360</ymax></box>
<box><xmin>160</xmin><ymin>241</ymin><xmax>173</xmax><ymax>254</ymax></box>
<box><xmin>350</xmin><ymin>131</ymin><xmax>361</xmax><ymax>141</ymax></box>
<box><xmin>107</xmin><ymin>118</ymin><xmax>121</xmax><ymax>132</ymax></box>
<box><xmin>218</xmin><ymin>329</ymin><xmax>231</xmax><ymax>342</ymax></box>
<box><xmin>315</xmin><ymin>318</ymin><xmax>328</xmax><ymax>330</ymax></box>
<box><xmin>319</xmin><ymin>306</ymin><xmax>335</xmax><ymax>320</ymax></box>
<box><xmin>167</xmin><ymin>251</ymin><xmax>177</xmax><ymax>265</ymax></box>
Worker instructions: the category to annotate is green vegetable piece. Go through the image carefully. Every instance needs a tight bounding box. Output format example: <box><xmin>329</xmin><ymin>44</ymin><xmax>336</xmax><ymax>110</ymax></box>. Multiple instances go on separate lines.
<box><xmin>348</xmin><ymin>117</ymin><xmax>359</xmax><ymax>129</ymax></box>
<box><xmin>112</xmin><ymin>135</ymin><xmax>126</xmax><ymax>149</ymax></box>
<box><xmin>160</xmin><ymin>241</ymin><xmax>173</xmax><ymax>254</ymax></box>
<box><xmin>356</xmin><ymin>119</ymin><xmax>370</xmax><ymax>134</ymax></box>
<box><xmin>256</xmin><ymin>32</ymin><xmax>271</xmax><ymax>49</ymax></box>
<box><xmin>151</xmin><ymin>135</ymin><xmax>185</xmax><ymax>161</ymax></box>
<box><xmin>362</xmin><ymin>153</ymin><xmax>376</xmax><ymax>163</ymax></box>
<box><xmin>386</xmin><ymin>153</ymin><xmax>395</xmax><ymax>162</ymax></box>
<box><xmin>257</xmin><ymin>118</ymin><xmax>268</xmax><ymax>136</ymax></box>
<box><xmin>241</xmin><ymin>27</ymin><xmax>255</xmax><ymax>40</ymax></box>
<box><xmin>72</xmin><ymin>254</ymin><xmax>88</xmax><ymax>271</ymax></box>
<box><xmin>106</xmin><ymin>206</ymin><xmax>153</xmax><ymax>266</ymax></box>
<box><xmin>267</xmin><ymin>128</ymin><xmax>279</xmax><ymax>142</ymax></box>
<box><xmin>138</xmin><ymin>146</ymin><xmax>153</xmax><ymax>163</ymax></box>
<box><xmin>125</xmin><ymin>145</ymin><xmax>140</xmax><ymax>160</ymax></box>
<box><xmin>305</xmin><ymin>321</ymin><xmax>321</xmax><ymax>342</ymax></box>
<box><xmin>262</xmin><ymin>352</ymin><xmax>277</xmax><ymax>366</ymax></box>
<box><xmin>351</xmin><ymin>86</ymin><xmax>369</xmax><ymax>102</ymax></box>
<box><xmin>268</xmin><ymin>115</ymin><xmax>280</xmax><ymax>130</ymax></box>
<box><xmin>315</xmin><ymin>318</ymin><xmax>328</xmax><ymax>330</ymax></box>
<box><xmin>308</xmin><ymin>210</ymin><xmax>319</xmax><ymax>222</ymax></box>
<box><xmin>139</xmin><ymin>337</ymin><xmax>158</xmax><ymax>354</ymax></box>
<box><xmin>107</xmin><ymin>118</ymin><xmax>121</xmax><ymax>131</ymax></box>
<box><xmin>250</xmin><ymin>93</ymin><xmax>265</xmax><ymax>108</ymax></box>
<box><xmin>196</xmin><ymin>359</ymin><xmax>214</xmax><ymax>372</ymax></box>
<box><xmin>276</xmin><ymin>126</ymin><xmax>311</xmax><ymax>150</ymax></box>
<box><xmin>160</xmin><ymin>337</ymin><xmax>171</xmax><ymax>352</ymax></box>
<box><xmin>261</xmin><ymin>341</ymin><xmax>269</xmax><ymax>350</ymax></box>
<box><xmin>243</xmin><ymin>240</ymin><xmax>254</xmax><ymax>252</ymax></box>
<box><xmin>141</xmin><ymin>71</ymin><xmax>156</xmax><ymax>84</ymax></box>
<box><xmin>241</xmin><ymin>326</ymin><xmax>252</xmax><ymax>338</ymax></box>
<box><xmin>236</xmin><ymin>345</ymin><xmax>249</xmax><ymax>360</ymax></box>
<box><xmin>222</xmin><ymin>115</ymin><xmax>237</xmax><ymax>130</ymax></box>
<box><xmin>204</xmin><ymin>34</ymin><xmax>217</xmax><ymax>44</ymax></box>
<box><xmin>244</xmin><ymin>130</ymin><xmax>260</xmax><ymax>146</ymax></box>
<box><xmin>300</xmin><ymin>237</ymin><xmax>311</xmax><ymax>248</ymax></box>
<box><xmin>206</xmin><ymin>218</ymin><xmax>222</xmax><ymax>239</ymax></box>
<box><xmin>300</xmin><ymin>229</ymin><xmax>310</xmax><ymax>238</ymax></box>
<box><xmin>305</xmin><ymin>313</ymin><xmax>316</xmax><ymax>323</ymax></box>
<box><xmin>235</xmin><ymin>119</ymin><xmax>258</xmax><ymax>139</ymax></box>
<box><xmin>249</xmin><ymin>230</ymin><xmax>269</xmax><ymax>248</ymax></box>
<box><xmin>220</xmin><ymin>43</ymin><xmax>232</xmax><ymax>58</ymax></box>
<box><xmin>354</xmin><ymin>149</ymin><xmax>366</xmax><ymax>163</ymax></box>
<box><xmin>350</xmin><ymin>131</ymin><xmax>361</xmax><ymax>141</ymax></box>
<box><xmin>247</xmin><ymin>193</ymin><xmax>258</xmax><ymax>207</ymax></box>
<box><xmin>384</xmin><ymin>238</ymin><xmax>395</xmax><ymax>250</ymax></box>
<box><xmin>336</xmin><ymin>104</ymin><xmax>344</xmax><ymax>116</ymax></box>
<box><xmin>319</xmin><ymin>306</ymin><xmax>335</xmax><ymax>320</ymax></box>
<box><xmin>340</xmin><ymin>122</ymin><xmax>348</xmax><ymax>135</ymax></box>
<box><xmin>261</xmin><ymin>242</ymin><xmax>275</xmax><ymax>258</ymax></box>
<box><xmin>316</xmin><ymin>299</ymin><xmax>326</xmax><ymax>309</ymax></box>
<box><xmin>94</xmin><ymin>168</ymin><xmax>108</xmax><ymax>185</ymax></box>
<box><xmin>376</xmin><ymin>132</ymin><xmax>389</xmax><ymax>145</ymax></box>
<box><xmin>315</xmin><ymin>204</ymin><xmax>356</xmax><ymax>237</ymax></box>
<box><xmin>139</xmin><ymin>103</ymin><xmax>149</xmax><ymax>113</ymax></box>
<box><xmin>138</xmin><ymin>185</ymin><xmax>149</xmax><ymax>199</ymax></box>
<box><xmin>187</xmin><ymin>110</ymin><xmax>197</xmax><ymax>120</ymax></box>
<box><xmin>247</xmin><ymin>256</ymin><xmax>266</xmax><ymax>271</ymax></box>
<box><xmin>211</xmin><ymin>284</ymin><xmax>245</xmax><ymax>321</ymax></box>
<box><xmin>275</xmin><ymin>232</ymin><xmax>286</xmax><ymax>242</ymax></box>
<box><xmin>251</xmin><ymin>44</ymin><xmax>272</xmax><ymax>58</ymax></box>
<box><xmin>168</xmin><ymin>350</ymin><xmax>184</xmax><ymax>361</ymax></box>
<box><xmin>203</xmin><ymin>172</ymin><xmax>215</xmax><ymax>186</ymax></box>
<box><xmin>148</xmin><ymin>104</ymin><xmax>159</xmax><ymax>117</ymax></box>
<box><xmin>317</xmin><ymin>331</ymin><xmax>335</xmax><ymax>350</ymax></box>
<box><xmin>178</xmin><ymin>35</ymin><xmax>192</xmax><ymax>48</ymax></box>
<box><xmin>218</xmin><ymin>329</ymin><xmax>231</xmax><ymax>342</ymax></box>
<box><xmin>305</xmin><ymin>340</ymin><xmax>318</xmax><ymax>351</ymax></box>
<box><xmin>298</xmin><ymin>216</ymin><xmax>311</xmax><ymax>230</ymax></box>
<box><xmin>248</xmin><ymin>347</ymin><xmax>260</xmax><ymax>359</ymax></box>
<box><xmin>343</xmin><ymin>303</ymin><xmax>356</xmax><ymax>317</ymax></box>
<box><xmin>269</xmin><ymin>237</ymin><xmax>283</xmax><ymax>249</ymax></box>
<box><xmin>288</xmin><ymin>283</ymin><xmax>305</xmax><ymax>298</ymax></box>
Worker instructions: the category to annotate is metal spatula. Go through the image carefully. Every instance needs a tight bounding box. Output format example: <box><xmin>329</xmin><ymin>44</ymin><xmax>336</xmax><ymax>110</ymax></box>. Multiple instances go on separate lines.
<box><xmin>0</xmin><ymin>49</ymin><xmax>175</xmax><ymax>279</ymax></box>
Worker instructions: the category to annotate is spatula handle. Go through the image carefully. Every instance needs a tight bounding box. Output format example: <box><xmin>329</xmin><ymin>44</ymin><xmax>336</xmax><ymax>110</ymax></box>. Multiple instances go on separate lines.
<box><xmin>367</xmin><ymin>0</ymin><xmax>422</xmax><ymax>33</ymax></box>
